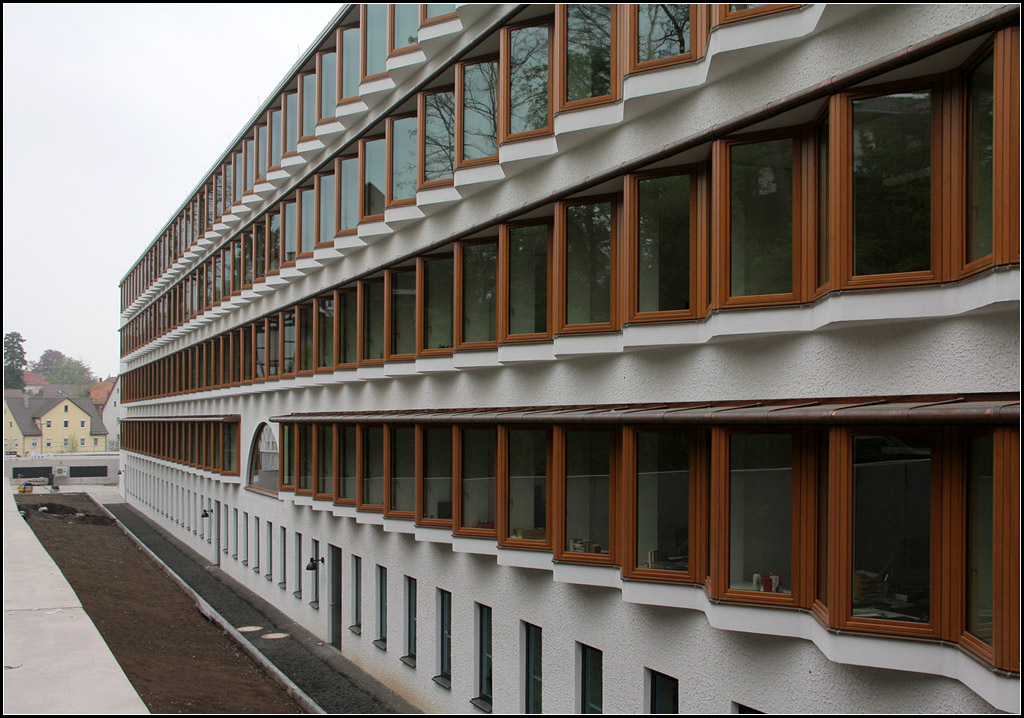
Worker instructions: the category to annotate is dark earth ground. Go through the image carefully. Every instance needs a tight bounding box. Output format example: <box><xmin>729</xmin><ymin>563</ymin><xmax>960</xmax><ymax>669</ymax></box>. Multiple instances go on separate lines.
<box><xmin>16</xmin><ymin>493</ymin><xmax>303</xmax><ymax>714</ymax></box>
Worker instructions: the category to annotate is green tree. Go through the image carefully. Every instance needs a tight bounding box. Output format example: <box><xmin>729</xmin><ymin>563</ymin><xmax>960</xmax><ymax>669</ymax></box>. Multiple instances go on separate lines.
<box><xmin>4</xmin><ymin>331</ymin><xmax>27</xmax><ymax>390</ymax></box>
<box><xmin>29</xmin><ymin>349</ymin><xmax>66</xmax><ymax>376</ymax></box>
<box><xmin>47</xmin><ymin>356</ymin><xmax>97</xmax><ymax>396</ymax></box>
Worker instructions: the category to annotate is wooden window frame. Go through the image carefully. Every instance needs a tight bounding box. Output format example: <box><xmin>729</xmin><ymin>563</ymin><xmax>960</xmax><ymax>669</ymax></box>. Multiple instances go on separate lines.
<box><xmin>338</xmin><ymin>23</ymin><xmax>361</xmax><ymax>106</ymax></box>
<box><xmin>386</xmin><ymin>266</ymin><xmax>418</xmax><ymax>362</ymax></box>
<box><xmin>384</xmin><ymin>424</ymin><xmax>417</xmax><ymax>520</ymax></box>
<box><xmin>713</xmin><ymin>128</ymin><xmax>806</xmax><ymax>309</ymax></box>
<box><xmin>552</xmin><ymin>425</ymin><xmax>620</xmax><ymax>566</ymax></box>
<box><xmin>455</xmin><ymin>55</ymin><xmax>500</xmax><ymax>170</ymax></box>
<box><xmin>314</xmin><ymin>293</ymin><xmax>337</xmax><ymax>373</ymax></box>
<box><xmin>361</xmin><ymin>4</ymin><xmax>389</xmax><ymax>84</ymax></box>
<box><xmin>333</xmin><ymin>424</ymin><xmax>358</xmax><ymax>506</ymax></box>
<box><xmin>496</xmin><ymin>425</ymin><xmax>553</xmax><ymax>552</ymax></box>
<box><xmin>357</xmin><ymin>424</ymin><xmax>386</xmax><ymax>513</ymax></box>
<box><xmin>358</xmin><ymin>277</ymin><xmax>386</xmax><ymax>366</ymax></box>
<box><xmin>359</xmin><ymin>135</ymin><xmax>387</xmax><ymax>224</ymax></box>
<box><xmin>626</xmin><ymin>4</ymin><xmax>709</xmax><ymax>74</ymax></box>
<box><xmin>295</xmin><ymin>423</ymin><xmax>315</xmax><ymax>496</ymax></box>
<box><xmin>279</xmin><ymin>423</ymin><xmax>296</xmax><ymax>492</ymax></box>
<box><xmin>625</xmin><ymin>164</ymin><xmax>709</xmax><ymax>323</ymax></box>
<box><xmin>622</xmin><ymin>426</ymin><xmax>709</xmax><ymax>584</ymax></box>
<box><xmin>386</xmin><ymin>112</ymin><xmax>419</xmax><ymax>208</ymax></box>
<box><xmin>388</xmin><ymin>4</ymin><xmax>421</xmax><ymax>58</ymax></box>
<box><xmin>452</xmin><ymin>425</ymin><xmax>498</xmax><ymax>539</ymax></box>
<box><xmin>420</xmin><ymin>4</ymin><xmax>458</xmax><ymax>28</ymax></box>
<box><xmin>280</xmin><ymin>197</ymin><xmax>299</xmax><ymax>268</ymax></box>
<box><xmin>297</xmin><ymin>301</ymin><xmax>316</xmax><ymax>377</ymax></box>
<box><xmin>455</xmin><ymin>237</ymin><xmax>499</xmax><ymax>351</ymax></box>
<box><xmin>314</xmin><ymin>168</ymin><xmax>338</xmax><ymax>248</ymax></box>
<box><xmin>712</xmin><ymin>4</ymin><xmax>802</xmax><ymax>27</ymax></box>
<box><xmin>282</xmin><ymin>89</ymin><xmax>299</xmax><ymax>159</ymax></box>
<box><xmin>830</xmin><ymin>426</ymin><xmax>945</xmax><ymax>640</ymax></box>
<box><xmin>316</xmin><ymin>42</ymin><xmax>339</xmax><ymax>125</ymax></box>
<box><xmin>415</xmin><ymin>424</ymin><xmax>454</xmax><ymax>528</ymax></box>
<box><xmin>268</xmin><ymin>103</ymin><xmax>284</xmax><ymax>172</ymax></box>
<box><xmin>498</xmin><ymin>218</ymin><xmax>554</xmax><ymax>344</ymax></box>
<box><xmin>831</xmin><ymin>78</ymin><xmax>944</xmax><ymax>290</ymax></box>
<box><xmin>709</xmin><ymin>426</ymin><xmax>815</xmax><ymax>609</ymax></box>
<box><xmin>555</xmin><ymin>4</ymin><xmax>622</xmax><ymax>114</ymax></box>
<box><xmin>417</xmin><ymin>86</ymin><xmax>457</xmax><ymax>190</ymax></box>
<box><xmin>336</xmin><ymin>154</ymin><xmax>360</xmax><ymax>236</ymax></box>
<box><xmin>958</xmin><ymin>29</ymin><xmax>1020</xmax><ymax>279</ymax></box>
<box><xmin>499</xmin><ymin>17</ymin><xmax>554</xmax><ymax>145</ymax></box>
<box><xmin>255</xmin><ymin>123</ymin><xmax>269</xmax><ymax>183</ymax></box>
<box><xmin>416</xmin><ymin>253</ymin><xmax>455</xmax><ymax>356</ymax></box>
<box><xmin>807</xmin><ymin>107</ymin><xmax>831</xmax><ymax>300</ymax></box>
<box><xmin>554</xmin><ymin>195</ymin><xmax>621</xmax><ymax>335</ymax></box>
<box><xmin>298</xmin><ymin>71</ymin><xmax>318</xmax><ymax>142</ymax></box>
<box><xmin>336</xmin><ymin>286</ymin><xmax>359</xmax><ymax>368</ymax></box>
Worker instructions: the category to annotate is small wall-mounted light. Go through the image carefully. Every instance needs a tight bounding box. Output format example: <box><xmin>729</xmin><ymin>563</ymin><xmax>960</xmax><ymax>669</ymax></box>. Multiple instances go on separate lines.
<box><xmin>201</xmin><ymin>509</ymin><xmax>211</xmax><ymax>518</ymax></box>
<box><xmin>305</xmin><ymin>557</ymin><xmax>324</xmax><ymax>571</ymax></box>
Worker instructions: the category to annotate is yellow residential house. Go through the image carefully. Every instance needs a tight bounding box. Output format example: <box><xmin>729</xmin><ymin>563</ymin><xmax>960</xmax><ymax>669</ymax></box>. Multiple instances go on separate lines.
<box><xmin>4</xmin><ymin>395</ymin><xmax>108</xmax><ymax>455</ymax></box>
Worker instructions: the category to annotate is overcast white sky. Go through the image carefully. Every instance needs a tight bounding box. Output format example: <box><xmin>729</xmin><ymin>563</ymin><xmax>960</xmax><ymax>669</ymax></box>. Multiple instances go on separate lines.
<box><xmin>2</xmin><ymin>3</ymin><xmax>340</xmax><ymax>381</ymax></box>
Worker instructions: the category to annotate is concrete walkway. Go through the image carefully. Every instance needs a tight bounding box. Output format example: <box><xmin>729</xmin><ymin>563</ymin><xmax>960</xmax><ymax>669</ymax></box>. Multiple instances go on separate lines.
<box><xmin>3</xmin><ymin>481</ymin><xmax>148</xmax><ymax>714</ymax></box>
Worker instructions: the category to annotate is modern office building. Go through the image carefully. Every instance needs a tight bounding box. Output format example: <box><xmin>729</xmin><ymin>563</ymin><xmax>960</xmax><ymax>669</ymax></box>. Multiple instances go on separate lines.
<box><xmin>118</xmin><ymin>4</ymin><xmax>1019</xmax><ymax>713</ymax></box>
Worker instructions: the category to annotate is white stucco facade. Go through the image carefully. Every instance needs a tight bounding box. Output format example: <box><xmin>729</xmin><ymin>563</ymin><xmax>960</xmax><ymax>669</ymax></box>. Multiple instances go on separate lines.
<box><xmin>119</xmin><ymin>4</ymin><xmax>1020</xmax><ymax>713</ymax></box>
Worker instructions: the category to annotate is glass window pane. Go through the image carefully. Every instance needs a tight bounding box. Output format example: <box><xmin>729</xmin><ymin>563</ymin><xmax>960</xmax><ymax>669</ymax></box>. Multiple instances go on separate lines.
<box><xmin>362</xmin><ymin>426</ymin><xmax>384</xmax><ymax>505</ymax></box>
<box><xmin>390</xmin><ymin>271</ymin><xmax>416</xmax><ymax>356</ymax></box>
<box><xmin>462</xmin><ymin>243</ymin><xmax>497</xmax><ymax>343</ymax></box>
<box><xmin>390</xmin><ymin>427</ymin><xmax>415</xmax><ymax>512</ymax></box>
<box><xmin>391</xmin><ymin>116</ymin><xmax>418</xmax><ymax>202</ymax></box>
<box><xmin>637</xmin><ymin>174</ymin><xmax>690</xmax><ymax>312</ymax></box>
<box><xmin>270</xmin><ymin>109</ymin><xmax>282</xmax><ymax>166</ymax></box>
<box><xmin>298</xmin><ymin>304</ymin><xmax>314</xmax><ymax>371</ymax></box>
<box><xmin>508</xmin><ymin>429</ymin><xmax>547</xmax><ymax>541</ymax></box>
<box><xmin>566</xmin><ymin>6</ymin><xmax>612</xmax><ymax>103</ymax></box>
<box><xmin>365</xmin><ymin>5</ymin><xmax>387</xmax><ymax>76</ymax></box>
<box><xmin>852</xmin><ymin>434</ymin><xmax>931</xmax><ymax>622</ymax></box>
<box><xmin>301</xmin><ymin>189</ymin><xmax>315</xmax><ymax>254</ymax></box>
<box><xmin>637</xmin><ymin>5</ymin><xmax>690</xmax><ymax>63</ymax></box>
<box><xmin>281</xmin><ymin>425</ymin><xmax>294</xmax><ymax>486</ymax></box>
<box><xmin>730</xmin><ymin>139</ymin><xmax>793</xmax><ymax>296</ymax></box>
<box><xmin>424</xmin><ymin>257</ymin><xmax>454</xmax><ymax>350</ymax></box>
<box><xmin>363</xmin><ymin>281</ymin><xmax>385</xmax><ymax>361</ymax></box>
<box><xmin>281</xmin><ymin>311</ymin><xmax>295</xmax><ymax>375</ymax></box>
<box><xmin>302</xmin><ymin>74</ymin><xmax>317</xmax><ymax>136</ymax></box>
<box><xmin>423</xmin><ymin>427</ymin><xmax>453</xmax><ymax>520</ymax></box>
<box><xmin>317</xmin><ymin>426</ymin><xmax>333</xmax><ymax>495</ymax></box>
<box><xmin>319</xmin><ymin>51</ymin><xmax>337</xmax><ymax>120</ymax></box>
<box><xmin>729</xmin><ymin>434</ymin><xmax>792</xmax><ymax>592</ymax></box>
<box><xmin>339</xmin><ymin>290</ymin><xmax>358</xmax><ymax>364</ymax></box>
<box><xmin>317</xmin><ymin>297</ymin><xmax>334</xmax><ymax>368</ymax></box>
<box><xmin>967</xmin><ymin>55</ymin><xmax>994</xmax><ymax>263</ymax></box>
<box><xmin>508</xmin><ymin>224</ymin><xmax>548</xmax><ymax>335</ymax></box>
<box><xmin>650</xmin><ymin>671</ymin><xmax>679</xmax><ymax>714</ymax></box>
<box><xmin>852</xmin><ymin>91</ymin><xmax>932</xmax><ymax>275</ymax></box>
<box><xmin>319</xmin><ymin>173</ymin><xmax>336</xmax><ymax>244</ymax></box>
<box><xmin>254</xmin><ymin>323</ymin><xmax>266</xmax><ymax>378</ymax></box>
<box><xmin>424</xmin><ymin>90</ymin><xmax>455</xmax><ymax>183</ymax></box>
<box><xmin>393</xmin><ymin>4</ymin><xmax>419</xmax><ymax>50</ymax></box>
<box><xmin>565</xmin><ymin>202</ymin><xmax>612</xmax><ymax>325</ymax></box>
<box><xmin>564</xmin><ymin>430</ymin><xmax>610</xmax><ymax>554</ymax></box>
<box><xmin>339</xmin><ymin>425</ymin><xmax>357</xmax><ymax>499</ymax></box>
<box><xmin>268</xmin><ymin>214</ymin><xmax>281</xmax><ymax>271</ymax></box>
<box><xmin>250</xmin><ymin>424</ymin><xmax>279</xmax><ymax>491</ymax></box>
<box><xmin>636</xmin><ymin>431</ymin><xmax>689</xmax><ymax>572</ymax></box>
<box><xmin>462</xmin><ymin>60</ymin><xmax>498</xmax><ymax>161</ymax></box>
<box><xmin>298</xmin><ymin>424</ymin><xmax>313</xmax><ymax>491</ymax></box>
<box><xmin>285</xmin><ymin>93</ymin><xmax>298</xmax><ymax>153</ymax></box>
<box><xmin>581</xmin><ymin>644</ymin><xmax>603</xmax><ymax>714</ymax></box>
<box><xmin>461</xmin><ymin>429</ymin><xmax>496</xmax><ymax>530</ymax></box>
<box><xmin>966</xmin><ymin>435</ymin><xmax>994</xmax><ymax>644</ymax></box>
<box><xmin>257</xmin><ymin>125</ymin><xmax>269</xmax><ymax>178</ymax></box>
<box><xmin>364</xmin><ymin>139</ymin><xmax>386</xmax><ymax>217</ymax></box>
<box><xmin>525</xmin><ymin>623</ymin><xmax>543</xmax><ymax>713</ymax></box>
<box><xmin>266</xmin><ymin>317</ymin><xmax>280</xmax><ymax>376</ymax></box>
<box><xmin>341</xmin><ymin>27</ymin><xmax>360</xmax><ymax>99</ymax></box>
<box><xmin>340</xmin><ymin>156</ymin><xmax>359</xmax><ymax>230</ymax></box>
<box><xmin>509</xmin><ymin>25</ymin><xmax>550</xmax><ymax>135</ymax></box>
<box><xmin>426</xmin><ymin>4</ymin><xmax>455</xmax><ymax>19</ymax></box>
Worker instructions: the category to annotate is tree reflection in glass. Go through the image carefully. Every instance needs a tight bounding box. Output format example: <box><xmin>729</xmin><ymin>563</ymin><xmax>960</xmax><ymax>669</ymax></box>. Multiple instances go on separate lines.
<box><xmin>462</xmin><ymin>60</ymin><xmax>498</xmax><ymax>161</ymax></box>
<box><xmin>637</xmin><ymin>4</ymin><xmax>690</xmax><ymax>63</ymax></box>
<box><xmin>565</xmin><ymin>6</ymin><xmax>612</xmax><ymax>103</ymax></box>
<box><xmin>509</xmin><ymin>24</ymin><xmax>549</xmax><ymax>135</ymax></box>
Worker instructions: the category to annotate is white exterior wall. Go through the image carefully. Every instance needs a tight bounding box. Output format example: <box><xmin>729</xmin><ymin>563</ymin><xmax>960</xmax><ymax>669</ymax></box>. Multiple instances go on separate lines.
<box><xmin>119</xmin><ymin>3</ymin><xmax>1020</xmax><ymax>713</ymax></box>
